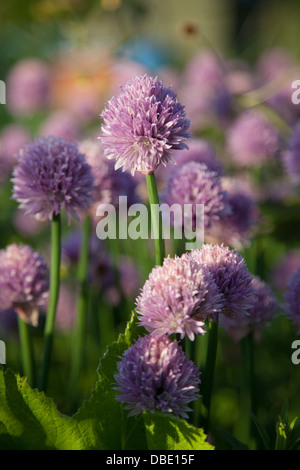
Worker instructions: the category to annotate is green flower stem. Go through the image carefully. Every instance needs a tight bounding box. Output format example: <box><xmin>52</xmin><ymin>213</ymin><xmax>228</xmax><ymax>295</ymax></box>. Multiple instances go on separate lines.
<box><xmin>146</xmin><ymin>172</ymin><xmax>165</xmax><ymax>266</ymax></box>
<box><xmin>37</xmin><ymin>213</ymin><xmax>61</xmax><ymax>392</ymax></box>
<box><xmin>200</xmin><ymin>315</ymin><xmax>219</xmax><ymax>434</ymax></box>
<box><xmin>69</xmin><ymin>214</ymin><xmax>92</xmax><ymax>407</ymax></box>
<box><xmin>18</xmin><ymin>317</ymin><xmax>35</xmax><ymax>387</ymax></box>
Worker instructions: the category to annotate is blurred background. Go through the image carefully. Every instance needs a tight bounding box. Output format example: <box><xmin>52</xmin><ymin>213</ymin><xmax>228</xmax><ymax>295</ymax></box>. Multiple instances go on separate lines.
<box><xmin>1</xmin><ymin>0</ymin><xmax>300</xmax><ymax>450</ymax></box>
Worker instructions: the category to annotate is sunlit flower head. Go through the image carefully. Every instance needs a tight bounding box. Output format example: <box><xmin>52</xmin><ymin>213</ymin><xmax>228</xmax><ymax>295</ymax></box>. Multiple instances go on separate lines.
<box><xmin>100</xmin><ymin>74</ymin><xmax>191</xmax><ymax>176</ymax></box>
<box><xmin>136</xmin><ymin>253</ymin><xmax>224</xmax><ymax>340</ymax></box>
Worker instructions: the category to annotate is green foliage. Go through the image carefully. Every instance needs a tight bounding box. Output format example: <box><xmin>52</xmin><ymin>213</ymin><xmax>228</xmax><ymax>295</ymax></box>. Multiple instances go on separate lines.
<box><xmin>0</xmin><ymin>312</ymin><xmax>213</xmax><ymax>450</ymax></box>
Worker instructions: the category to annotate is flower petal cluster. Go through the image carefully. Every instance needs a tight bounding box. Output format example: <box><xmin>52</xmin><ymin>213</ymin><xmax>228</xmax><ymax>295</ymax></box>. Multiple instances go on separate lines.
<box><xmin>100</xmin><ymin>74</ymin><xmax>191</xmax><ymax>176</ymax></box>
<box><xmin>12</xmin><ymin>136</ymin><xmax>95</xmax><ymax>222</ymax></box>
<box><xmin>0</xmin><ymin>244</ymin><xmax>49</xmax><ymax>326</ymax></box>
<box><xmin>190</xmin><ymin>244</ymin><xmax>254</xmax><ymax>319</ymax></box>
<box><xmin>136</xmin><ymin>253</ymin><xmax>223</xmax><ymax>340</ymax></box>
<box><xmin>114</xmin><ymin>334</ymin><xmax>200</xmax><ymax>418</ymax></box>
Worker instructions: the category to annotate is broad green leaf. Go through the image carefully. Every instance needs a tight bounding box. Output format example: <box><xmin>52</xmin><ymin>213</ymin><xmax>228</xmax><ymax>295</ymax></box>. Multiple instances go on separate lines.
<box><xmin>0</xmin><ymin>312</ymin><xmax>146</xmax><ymax>450</ymax></box>
<box><xmin>0</xmin><ymin>368</ymin><xmax>80</xmax><ymax>449</ymax></box>
<box><xmin>143</xmin><ymin>412</ymin><xmax>214</xmax><ymax>450</ymax></box>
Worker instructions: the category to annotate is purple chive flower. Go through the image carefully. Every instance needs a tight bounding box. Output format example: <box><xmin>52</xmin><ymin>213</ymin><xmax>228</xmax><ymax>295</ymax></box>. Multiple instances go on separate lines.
<box><xmin>189</xmin><ymin>244</ymin><xmax>254</xmax><ymax>319</ymax></box>
<box><xmin>161</xmin><ymin>161</ymin><xmax>229</xmax><ymax>232</ymax></box>
<box><xmin>0</xmin><ymin>124</ymin><xmax>30</xmax><ymax>163</ymax></box>
<box><xmin>221</xmin><ymin>276</ymin><xmax>278</xmax><ymax>342</ymax></box>
<box><xmin>114</xmin><ymin>334</ymin><xmax>201</xmax><ymax>418</ymax></box>
<box><xmin>226</xmin><ymin>110</ymin><xmax>280</xmax><ymax>167</ymax></box>
<box><xmin>206</xmin><ymin>177</ymin><xmax>260</xmax><ymax>249</ymax></box>
<box><xmin>282</xmin><ymin>121</ymin><xmax>300</xmax><ymax>183</ymax></box>
<box><xmin>6</xmin><ymin>58</ymin><xmax>51</xmax><ymax>116</ymax></box>
<box><xmin>0</xmin><ymin>244</ymin><xmax>49</xmax><ymax>326</ymax></box>
<box><xmin>284</xmin><ymin>266</ymin><xmax>300</xmax><ymax>333</ymax></box>
<box><xmin>136</xmin><ymin>253</ymin><xmax>224</xmax><ymax>340</ymax></box>
<box><xmin>100</xmin><ymin>74</ymin><xmax>191</xmax><ymax>176</ymax></box>
<box><xmin>12</xmin><ymin>136</ymin><xmax>95</xmax><ymax>222</ymax></box>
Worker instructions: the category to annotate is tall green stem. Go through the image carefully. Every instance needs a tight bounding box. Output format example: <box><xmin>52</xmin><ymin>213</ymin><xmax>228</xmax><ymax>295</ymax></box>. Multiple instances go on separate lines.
<box><xmin>146</xmin><ymin>173</ymin><xmax>165</xmax><ymax>266</ymax></box>
<box><xmin>69</xmin><ymin>214</ymin><xmax>91</xmax><ymax>407</ymax></box>
<box><xmin>18</xmin><ymin>317</ymin><xmax>35</xmax><ymax>387</ymax></box>
<box><xmin>38</xmin><ymin>213</ymin><xmax>61</xmax><ymax>392</ymax></box>
<box><xmin>200</xmin><ymin>315</ymin><xmax>219</xmax><ymax>434</ymax></box>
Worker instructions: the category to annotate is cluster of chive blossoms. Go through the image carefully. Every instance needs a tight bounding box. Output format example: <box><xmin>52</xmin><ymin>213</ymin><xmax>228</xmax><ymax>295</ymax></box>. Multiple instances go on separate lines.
<box><xmin>116</xmin><ymin>242</ymin><xmax>255</xmax><ymax>418</ymax></box>
<box><xmin>101</xmin><ymin>74</ymin><xmax>259</xmax><ymax>419</ymax></box>
<box><xmin>0</xmin><ymin>244</ymin><xmax>49</xmax><ymax>326</ymax></box>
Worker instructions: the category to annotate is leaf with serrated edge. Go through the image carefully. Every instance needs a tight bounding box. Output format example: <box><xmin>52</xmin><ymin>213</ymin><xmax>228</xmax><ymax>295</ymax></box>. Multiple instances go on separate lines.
<box><xmin>143</xmin><ymin>412</ymin><xmax>214</xmax><ymax>450</ymax></box>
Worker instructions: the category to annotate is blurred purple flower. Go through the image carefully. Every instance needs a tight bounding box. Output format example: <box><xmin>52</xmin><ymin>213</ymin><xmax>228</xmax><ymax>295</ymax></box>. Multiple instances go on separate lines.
<box><xmin>206</xmin><ymin>177</ymin><xmax>260</xmax><ymax>249</ymax></box>
<box><xmin>54</xmin><ymin>283</ymin><xmax>76</xmax><ymax>332</ymax></box>
<box><xmin>12</xmin><ymin>136</ymin><xmax>94</xmax><ymax>222</ymax></box>
<box><xmin>190</xmin><ymin>244</ymin><xmax>254</xmax><ymax>319</ymax></box>
<box><xmin>136</xmin><ymin>253</ymin><xmax>223</xmax><ymax>340</ymax></box>
<box><xmin>40</xmin><ymin>110</ymin><xmax>80</xmax><ymax>142</ymax></box>
<box><xmin>271</xmin><ymin>250</ymin><xmax>300</xmax><ymax>292</ymax></box>
<box><xmin>161</xmin><ymin>161</ymin><xmax>229</xmax><ymax>231</ymax></box>
<box><xmin>284</xmin><ymin>266</ymin><xmax>300</xmax><ymax>333</ymax></box>
<box><xmin>282</xmin><ymin>121</ymin><xmax>300</xmax><ymax>183</ymax></box>
<box><xmin>114</xmin><ymin>334</ymin><xmax>200</xmax><ymax>418</ymax></box>
<box><xmin>221</xmin><ymin>276</ymin><xmax>278</xmax><ymax>342</ymax></box>
<box><xmin>256</xmin><ymin>48</ymin><xmax>300</xmax><ymax>125</ymax></box>
<box><xmin>6</xmin><ymin>58</ymin><xmax>51</xmax><ymax>116</ymax></box>
<box><xmin>226</xmin><ymin>110</ymin><xmax>280</xmax><ymax>167</ymax></box>
<box><xmin>179</xmin><ymin>50</ymin><xmax>232</xmax><ymax>131</ymax></box>
<box><xmin>100</xmin><ymin>74</ymin><xmax>191</xmax><ymax>176</ymax></box>
<box><xmin>0</xmin><ymin>244</ymin><xmax>49</xmax><ymax>326</ymax></box>
<box><xmin>118</xmin><ymin>255</ymin><xmax>141</xmax><ymax>299</ymax></box>
<box><xmin>0</xmin><ymin>124</ymin><xmax>30</xmax><ymax>180</ymax></box>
